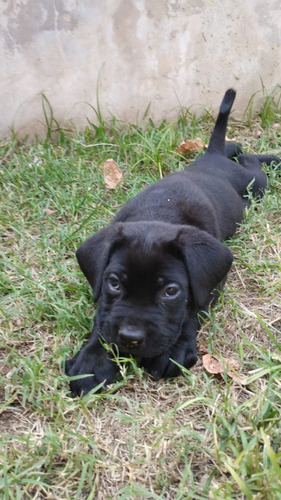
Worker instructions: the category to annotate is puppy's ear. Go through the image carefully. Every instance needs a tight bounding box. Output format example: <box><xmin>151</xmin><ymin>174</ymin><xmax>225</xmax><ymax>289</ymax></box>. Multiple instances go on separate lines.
<box><xmin>176</xmin><ymin>227</ymin><xmax>233</xmax><ymax>309</ymax></box>
<box><xmin>76</xmin><ymin>224</ymin><xmax>122</xmax><ymax>300</ymax></box>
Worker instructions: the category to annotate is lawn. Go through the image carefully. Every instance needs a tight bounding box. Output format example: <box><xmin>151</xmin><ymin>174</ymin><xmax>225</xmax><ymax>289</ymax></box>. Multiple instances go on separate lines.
<box><xmin>1</xmin><ymin>96</ymin><xmax>281</xmax><ymax>499</ymax></box>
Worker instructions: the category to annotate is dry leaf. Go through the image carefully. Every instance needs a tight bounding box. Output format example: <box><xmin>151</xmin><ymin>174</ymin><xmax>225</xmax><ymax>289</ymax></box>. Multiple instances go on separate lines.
<box><xmin>44</xmin><ymin>209</ymin><xmax>56</xmax><ymax>215</ymax></box>
<box><xmin>101</xmin><ymin>159</ymin><xmax>123</xmax><ymax>189</ymax></box>
<box><xmin>202</xmin><ymin>353</ymin><xmax>223</xmax><ymax>374</ymax></box>
<box><xmin>202</xmin><ymin>353</ymin><xmax>248</xmax><ymax>385</ymax></box>
<box><xmin>176</xmin><ymin>137</ymin><xmax>205</xmax><ymax>154</ymax></box>
<box><xmin>227</xmin><ymin>371</ymin><xmax>248</xmax><ymax>385</ymax></box>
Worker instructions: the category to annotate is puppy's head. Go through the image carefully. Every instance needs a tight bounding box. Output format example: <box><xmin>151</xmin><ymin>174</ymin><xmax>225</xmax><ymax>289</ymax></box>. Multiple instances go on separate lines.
<box><xmin>76</xmin><ymin>221</ymin><xmax>233</xmax><ymax>358</ymax></box>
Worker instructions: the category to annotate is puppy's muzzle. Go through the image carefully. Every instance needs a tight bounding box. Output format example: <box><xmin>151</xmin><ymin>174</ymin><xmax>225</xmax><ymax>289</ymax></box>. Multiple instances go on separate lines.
<box><xmin>118</xmin><ymin>325</ymin><xmax>145</xmax><ymax>349</ymax></box>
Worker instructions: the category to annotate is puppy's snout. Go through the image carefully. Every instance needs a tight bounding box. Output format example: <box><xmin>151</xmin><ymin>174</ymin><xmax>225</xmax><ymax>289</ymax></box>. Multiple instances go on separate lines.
<box><xmin>118</xmin><ymin>325</ymin><xmax>145</xmax><ymax>346</ymax></box>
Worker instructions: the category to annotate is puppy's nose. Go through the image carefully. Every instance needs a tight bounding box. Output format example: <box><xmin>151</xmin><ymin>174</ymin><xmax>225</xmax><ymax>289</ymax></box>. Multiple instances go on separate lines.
<box><xmin>118</xmin><ymin>326</ymin><xmax>145</xmax><ymax>346</ymax></box>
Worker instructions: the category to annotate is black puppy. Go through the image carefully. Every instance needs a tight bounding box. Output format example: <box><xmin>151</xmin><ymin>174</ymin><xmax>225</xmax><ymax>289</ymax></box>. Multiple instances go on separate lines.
<box><xmin>66</xmin><ymin>89</ymin><xmax>280</xmax><ymax>396</ymax></box>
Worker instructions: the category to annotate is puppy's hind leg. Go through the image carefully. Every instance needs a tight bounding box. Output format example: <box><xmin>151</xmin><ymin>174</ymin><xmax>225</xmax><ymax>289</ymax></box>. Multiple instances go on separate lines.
<box><xmin>237</xmin><ymin>154</ymin><xmax>280</xmax><ymax>197</ymax></box>
<box><xmin>256</xmin><ymin>154</ymin><xmax>281</xmax><ymax>167</ymax></box>
<box><xmin>225</xmin><ymin>141</ymin><xmax>243</xmax><ymax>159</ymax></box>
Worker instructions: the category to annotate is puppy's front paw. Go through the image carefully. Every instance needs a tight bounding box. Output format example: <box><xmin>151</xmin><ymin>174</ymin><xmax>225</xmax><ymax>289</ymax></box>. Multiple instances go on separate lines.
<box><xmin>65</xmin><ymin>344</ymin><xmax>117</xmax><ymax>397</ymax></box>
<box><xmin>68</xmin><ymin>371</ymin><xmax>102</xmax><ymax>398</ymax></box>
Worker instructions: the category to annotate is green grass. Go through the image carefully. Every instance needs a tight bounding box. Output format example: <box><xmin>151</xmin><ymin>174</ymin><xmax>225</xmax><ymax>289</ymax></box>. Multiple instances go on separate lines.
<box><xmin>243</xmin><ymin>81</ymin><xmax>281</xmax><ymax>129</ymax></box>
<box><xmin>1</xmin><ymin>101</ymin><xmax>281</xmax><ymax>499</ymax></box>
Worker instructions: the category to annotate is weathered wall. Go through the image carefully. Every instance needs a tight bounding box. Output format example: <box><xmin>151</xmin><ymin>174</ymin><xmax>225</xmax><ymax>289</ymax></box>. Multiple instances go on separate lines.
<box><xmin>1</xmin><ymin>0</ymin><xmax>281</xmax><ymax>139</ymax></box>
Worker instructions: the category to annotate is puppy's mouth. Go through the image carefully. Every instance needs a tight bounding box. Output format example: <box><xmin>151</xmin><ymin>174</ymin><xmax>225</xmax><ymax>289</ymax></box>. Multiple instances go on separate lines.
<box><xmin>119</xmin><ymin>343</ymin><xmax>163</xmax><ymax>358</ymax></box>
<box><xmin>120</xmin><ymin>341</ymin><xmax>144</xmax><ymax>355</ymax></box>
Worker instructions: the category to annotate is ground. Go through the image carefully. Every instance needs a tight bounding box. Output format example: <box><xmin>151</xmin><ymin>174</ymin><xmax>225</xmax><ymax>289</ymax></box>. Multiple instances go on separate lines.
<box><xmin>1</xmin><ymin>103</ymin><xmax>281</xmax><ymax>499</ymax></box>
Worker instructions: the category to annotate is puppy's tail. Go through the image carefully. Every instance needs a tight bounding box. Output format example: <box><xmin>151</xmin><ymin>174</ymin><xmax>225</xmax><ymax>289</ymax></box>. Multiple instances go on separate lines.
<box><xmin>207</xmin><ymin>89</ymin><xmax>236</xmax><ymax>155</ymax></box>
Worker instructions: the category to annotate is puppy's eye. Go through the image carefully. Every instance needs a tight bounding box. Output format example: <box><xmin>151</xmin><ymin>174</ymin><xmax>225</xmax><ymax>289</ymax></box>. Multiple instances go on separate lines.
<box><xmin>107</xmin><ymin>274</ymin><xmax>121</xmax><ymax>293</ymax></box>
<box><xmin>163</xmin><ymin>284</ymin><xmax>180</xmax><ymax>299</ymax></box>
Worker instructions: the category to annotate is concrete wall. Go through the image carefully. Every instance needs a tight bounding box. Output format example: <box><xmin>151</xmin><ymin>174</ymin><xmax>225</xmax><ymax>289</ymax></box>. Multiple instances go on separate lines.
<box><xmin>1</xmin><ymin>0</ymin><xmax>281</xmax><ymax>139</ymax></box>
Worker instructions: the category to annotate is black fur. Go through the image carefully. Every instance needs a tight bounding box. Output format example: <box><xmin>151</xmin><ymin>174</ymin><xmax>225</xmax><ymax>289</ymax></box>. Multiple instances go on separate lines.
<box><xmin>65</xmin><ymin>89</ymin><xmax>280</xmax><ymax>396</ymax></box>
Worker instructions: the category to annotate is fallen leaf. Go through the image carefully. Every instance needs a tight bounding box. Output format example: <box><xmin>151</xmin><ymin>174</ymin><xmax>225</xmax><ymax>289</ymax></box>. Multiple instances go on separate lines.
<box><xmin>227</xmin><ymin>371</ymin><xmax>248</xmax><ymax>385</ymax></box>
<box><xmin>44</xmin><ymin>208</ymin><xmax>56</xmax><ymax>215</ymax></box>
<box><xmin>176</xmin><ymin>137</ymin><xmax>205</xmax><ymax>154</ymax></box>
<box><xmin>202</xmin><ymin>353</ymin><xmax>223</xmax><ymax>374</ymax></box>
<box><xmin>101</xmin><ymin>159</ymin><xmax>123</xmax><ymax>189</ymax></box>
<box><xmin>202</xmin><ymin>353</ymin><xmax>248</xmax><ymax>385</ymax></box>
